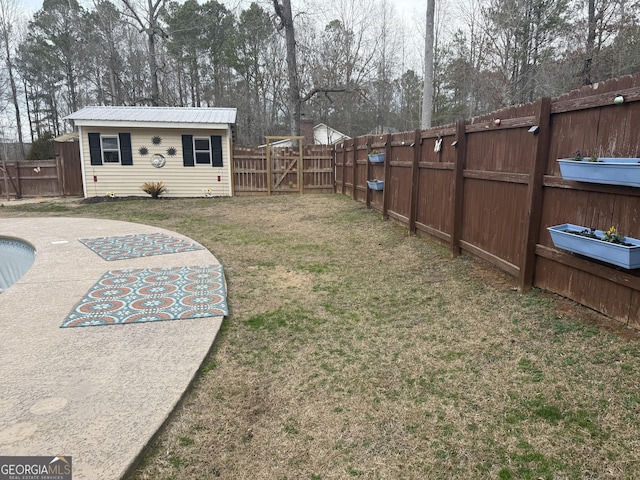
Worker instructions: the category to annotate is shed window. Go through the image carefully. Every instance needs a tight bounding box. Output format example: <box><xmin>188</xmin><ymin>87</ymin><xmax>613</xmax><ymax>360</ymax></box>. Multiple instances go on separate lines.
<box><xmin>88</xmin><ymin>132</ymin><xmax>132</xmax><ymax>166</ymax></box>
<box><xmin>194</xmin><ymin>137</ymin><xmax>212</xmax><ymax>164</ymax></box>
<box><xmin>101</xmin><ymin>136</ymin><xmax>120</xmax><ymax>163</ymax></box>
<box><xmin>181</xmin><ymin>134</ymin><xmax>222</xmax><ymax>167</ymax></box>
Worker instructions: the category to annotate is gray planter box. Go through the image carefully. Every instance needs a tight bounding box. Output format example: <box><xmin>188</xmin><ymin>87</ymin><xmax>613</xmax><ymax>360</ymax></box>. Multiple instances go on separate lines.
<box><xmin>368</xmin><ymin>153</ymin><xmax>385</xmax><ymax>163</ymax></box>
<box><xmin>548</xmin><ymin>223</ymin><xmax>640</xmax><ymax>269</ymax></box>
<box><xmin>557</xmin><ymin>158</ymin><xmax>640</xmax><ymax>187</ymax></box>
<box><xmin>367</xmin><ymin>180</ymin><xmax>384</xmax><ymax>191</ymax></box>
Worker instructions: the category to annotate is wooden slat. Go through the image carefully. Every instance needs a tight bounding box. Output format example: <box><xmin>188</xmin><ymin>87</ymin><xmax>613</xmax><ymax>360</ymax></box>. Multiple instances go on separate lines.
<box><xmin>418</xmin><ymin>162</ymin><xmax>454</xmax><ymax>170</ymax></box>
<box><xmin>551</xmin><ymin>85</ymin><xmax>640</xmax><ymax>114</ymax></box>
<box><xmin>465</xmin><ymin>116</ymin><xmax>536</xmax><ymax>133</ymax></box>
<box><xmin>420</xmin><ymin>126</ymin><xmax>456</xmax><ymax>139</ymax></box>
<box><xmin>415</xmin><ymin>221</ymin><xmax>451</xmax><ymax>243</ymax></box>
<box><xmin>461</xmin><ymin>240</ymin><xmax>520</xmax><ymax>277</ymax></box>
<box><xmin>387</xmin><ymin>210</ymin><xmax>409</xmax><ymax>225</ymax></box>
<box><xmin>542</xmin><ymin>175</ymin><xmax>640</xmax><ymax>197</ymax></box>
<box><xmin>535</xmin><ymin>244</ymin><xmax>640</xmax><ymax>291</ymax></box>
<box><xmin>389</xmin><ymin>161</ymin><xmax>413</xmax><ymax>167</ymax></box>
<box><xmin>463</xmin><ymin>170</ymin><xmax>529</xmax><ymax>184</ymax></box>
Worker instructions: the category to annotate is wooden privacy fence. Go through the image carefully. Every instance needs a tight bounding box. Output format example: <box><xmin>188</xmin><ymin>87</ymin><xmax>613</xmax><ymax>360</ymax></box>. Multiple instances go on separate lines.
<box><xmin>0</xmin><ymin>140</ymin><xmax>83</xmax><ymax>198</ymax></box>
<box><xmin>336</xmin><ymin>74</ymin><xmax>640</xmax><ymax>329</ymax></box>
<box><xmin>233</xmin><ymin>145</ymin><xmax>334</xmax><ymax>195</ymax></box>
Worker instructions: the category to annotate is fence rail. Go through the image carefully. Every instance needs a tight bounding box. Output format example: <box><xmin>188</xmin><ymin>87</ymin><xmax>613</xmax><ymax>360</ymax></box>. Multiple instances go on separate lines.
<box><xmin>336</xmin><ymin>74</ymin><xmax>640</xmax><ymax>329</ymax></box>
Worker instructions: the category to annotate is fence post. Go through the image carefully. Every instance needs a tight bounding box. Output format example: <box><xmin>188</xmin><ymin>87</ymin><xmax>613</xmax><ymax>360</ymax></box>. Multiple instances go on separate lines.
<box><xmin>14</xmin><ymin>161</ymin><xmax>22</xmax><ymax>198</ymax></box>
<box><xmin>366</xmin><ymin>136</ymin><xmax>372</xmax><ymax>209</ymax></box>
<box><xmin>408</xmin><ymin>129</ymin><xmax>422</xmax><ymax>234</ymax></box>
<box><xmin>266</xmin><ymin>144</ymin><xmax>272</xmax><ymax>196</ymax></box>
<box><xmin>519</xmin><ymin>97</ymin><xmax>552</xmax><ymax>291</ymax></box>
<box><xmin>332</xmin><ymin>146</ymin><xmax>337</xmax><ymax>194</ymax></box>
<box><xmin>451</xmin><ymin>119</ymin><xmax>467</xmax><ymax>257</ymax></box>
<box><xmin>341</xmin><ymin>143</ymin><xmax>346</xmax><ymax>194</ymax></box>
<box><xmin>382</xmin><ymin>133</ymin><xmax>392</xmax><ymax>218</ymax></box>
<box><xmin>1</xmin><ymin>158</ymin><xmax>10</xmax><ymax>200</ymax></box>
<box><xmin>298</xmin><ymin>145</ymin><xmax>304</xmax><ymax>194</ymax></box>
<box><xmin>55</xmin><ymin>154</ymin><xmax>64</xmax><ymax>195</ymax></box>
<box><xmin>352</xmin><ymin>138</ymin><xmax>358</xmax><ymax>200</ymax></box>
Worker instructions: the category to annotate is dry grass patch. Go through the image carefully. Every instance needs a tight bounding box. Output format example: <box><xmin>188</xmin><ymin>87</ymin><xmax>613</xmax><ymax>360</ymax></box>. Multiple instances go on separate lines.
<box><xmin>3</xmin><ymin>195</ymin><xmax>640</xmax><ymax>479</ymax></box>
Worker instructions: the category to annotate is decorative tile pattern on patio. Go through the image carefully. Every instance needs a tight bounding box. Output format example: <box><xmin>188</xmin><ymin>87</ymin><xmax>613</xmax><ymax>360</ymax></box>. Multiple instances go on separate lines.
<box><xmin>78</xmin><ymin>233</ymin><xmax>204</xmax><ymax>261</ymax></box>
<box><xmin>62</xmin><ymin>265</ymin><xmax>227</xmax><ymax>328</ymax></box>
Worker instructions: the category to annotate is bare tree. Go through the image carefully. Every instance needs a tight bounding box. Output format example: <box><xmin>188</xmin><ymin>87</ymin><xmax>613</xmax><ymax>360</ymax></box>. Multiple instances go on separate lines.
<box><xmin>583</xmin><ymin>0</ymin><xmax>596</xmax><ymax>84</ymax></box>
<box><xmin>0</xmin><ymin>0</ymin><xmax>24</xmax><ymax>156</ymax></box>
<box><xmin>87</xmin><ymin>1</ymin><xmax>127</xmax><ymax>105</ymax></box>
<box><xmin>306</xmin><ymin>0</ymin><xmax>378</xmax><ymax>134</ymax></box>
<box><xmin>273</xmin><ymin>0</ymin><xmax>301</xmax><ymax>135</ymax></box>
<box><xmin>121</xmin><ymin>0</ymin><xmax>167</xmax><ymax>106</ymax></box>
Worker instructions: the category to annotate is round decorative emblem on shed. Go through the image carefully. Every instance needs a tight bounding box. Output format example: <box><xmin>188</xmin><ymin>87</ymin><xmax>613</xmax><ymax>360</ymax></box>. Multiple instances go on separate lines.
<box><xmin>166</xmin><ymin>147</ymin><xmax>177</xmax><ymax>156</ymax></box>
<box><xmin>151</xmin><ymin>154</ymin><xmax>166</xmax><ymax>168</ymax></box>
<box><xmin>138</xmin><ymin>146</ymin><xmax>149</xmax><ymax>156</ymax></box>
<box><xmin>151</xmin><ymin>135</ymin><xmax>162</xmax><ymax>145</ymax></box>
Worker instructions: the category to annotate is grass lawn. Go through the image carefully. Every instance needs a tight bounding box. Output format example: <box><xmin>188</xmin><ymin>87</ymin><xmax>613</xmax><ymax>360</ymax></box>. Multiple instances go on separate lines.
<box><xmin>2</xmin><ymin>195</ymin><xmax>640</xmax><ymax>479</ymax></box>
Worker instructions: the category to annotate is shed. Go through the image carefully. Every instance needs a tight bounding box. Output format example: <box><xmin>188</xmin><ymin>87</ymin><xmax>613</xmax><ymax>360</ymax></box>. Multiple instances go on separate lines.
<box><xmin>65</xmin><ymin>106</ymin><xmax>237</xmax><ymax>198</ymax></box>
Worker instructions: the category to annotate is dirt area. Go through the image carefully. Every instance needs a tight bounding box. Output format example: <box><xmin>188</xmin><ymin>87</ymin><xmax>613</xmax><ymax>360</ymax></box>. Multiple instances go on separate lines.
<box><xmin>0</xmin><ymin>196</ymin><xmax>81</xmax><ymax>206</ymax></box>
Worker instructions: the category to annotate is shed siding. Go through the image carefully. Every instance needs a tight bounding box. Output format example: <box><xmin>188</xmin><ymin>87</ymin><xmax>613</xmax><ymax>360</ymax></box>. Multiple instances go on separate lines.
<box><xmin>81</xmin><ymin>127</ymin><xmax>232</xmax><ymax>198</ymax></box>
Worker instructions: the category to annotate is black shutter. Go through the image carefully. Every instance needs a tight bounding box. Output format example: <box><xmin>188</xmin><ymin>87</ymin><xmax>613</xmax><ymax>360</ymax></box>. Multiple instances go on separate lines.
<box><xmin>182</xmin><ymin>135</ymin><xmax>194</xmax><ymax>166</ymax></box>
<box><xmin>211</xmin><ymin>135</ymin><xmax>223</xmax><ymax>167</ymax></box>
<box><xmin>119</xmin><ymin>133</ymin><xmax>133</xmax><ymax>165</ymax></box>
<box><xmin>88</xmin><ymin>133</ymin><xmax>102</xmax><ymax>165</ymax></box>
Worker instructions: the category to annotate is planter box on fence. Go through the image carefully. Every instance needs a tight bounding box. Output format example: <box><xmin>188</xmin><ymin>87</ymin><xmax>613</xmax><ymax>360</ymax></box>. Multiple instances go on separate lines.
<box><xmin>367</xmin><ymin>180</ymin><xmax>384</xmax><ymax>191</ymax></box>
<box><xmin>368</xmin><ymin>153</ymin><xmax>385</xmax><ymax>163</ymax></box>
<box><xmin>557</xmin><ymin>158</ymin><xmax>640</xmax><ymax>187</ymax></box>
<box><xmin>548</xmin><ymin>223</ymin><xmax>640</xmax><ymax>269</ymax></box>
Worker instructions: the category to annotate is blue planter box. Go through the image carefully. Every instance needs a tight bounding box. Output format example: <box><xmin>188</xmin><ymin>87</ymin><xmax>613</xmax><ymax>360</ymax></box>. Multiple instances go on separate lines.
<box><xmin>557</xmin><ymin>158</ymin><xmax>640</xmax><ymax>187</ymax></box>
<box><xmin>368</xmin><ymin>153</ymin><xmax>385</xmax><ymax>163</ymax></box>
<box><xmin>367</xmin><ymin>180</ymin><xmax>384</xmax><ymax>190</ymax></box>
<box><xmin>548</xmin><ymin>223</ymin><xmax>640</xmax><ymax>269</ymax></box>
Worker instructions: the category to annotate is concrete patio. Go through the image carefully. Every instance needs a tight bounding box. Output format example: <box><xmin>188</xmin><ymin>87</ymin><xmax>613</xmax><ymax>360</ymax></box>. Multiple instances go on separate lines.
<box><xmin>0</xmin><ymin>217</ymin><xmax>225</xmax><ymax>479</ymax></box>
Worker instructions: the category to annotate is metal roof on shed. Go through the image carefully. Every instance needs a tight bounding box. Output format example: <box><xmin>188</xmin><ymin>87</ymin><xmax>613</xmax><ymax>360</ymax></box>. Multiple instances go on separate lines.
<box><xmin>65</xmin><ymin>106</ymin><xmax>237</xmax><ymax>124</ymax></box>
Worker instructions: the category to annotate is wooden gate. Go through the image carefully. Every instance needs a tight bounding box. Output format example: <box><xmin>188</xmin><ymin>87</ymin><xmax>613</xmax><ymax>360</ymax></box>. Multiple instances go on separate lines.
<box><xmin>233</xmin><ymin>143</ymin><xmax>334</xmax><ymax>195</ymax></box>
<box><xmin>266</xmin><ymin>136</ymin><xmax>303</xmax><ymax>194</ymax></box>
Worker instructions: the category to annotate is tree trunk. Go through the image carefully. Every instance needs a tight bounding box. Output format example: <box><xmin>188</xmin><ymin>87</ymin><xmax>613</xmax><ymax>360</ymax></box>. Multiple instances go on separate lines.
<box><xmin>67</xmin><ymin>63</ymin><xmax>78</xmax><ymax>112</ymax></box>
<box><xmin>0</xmin><ymin>0</ymin><xmax>25</xmax><ymax>156</ymax></box>
<box><xmin>4</xmin><ymin>41</ymin><xmax>24</xmax><ymax>156</ymax></box>
<box><xmin>584</xmin><ymin>0</ymin><xmax>596</xmax><ymax>85</ymax></box>
<box><xmin>274</xmin><ymin>0</ymin><xmax>300</xmax><ymax>136</ymax></box>
<box><xmin>421</xmin><ymin>0</ymin><xmax>435</xmax><ymax>129</ymax></box>
<box><xmin>148</xmin><ymin>26</ymin><xmax>160</xmax><ymax>106</ymax></box>
<box><xmin>24</xmin><ymin>80</ymin><xmax>34</xmax><ymax>142</ymax></box>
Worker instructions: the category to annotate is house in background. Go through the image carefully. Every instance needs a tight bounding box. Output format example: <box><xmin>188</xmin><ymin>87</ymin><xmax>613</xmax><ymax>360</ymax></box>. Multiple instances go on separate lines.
<box><xmin>311</xmin><ymin>122</ymin><xmax>351</xmax><ymax>145</ymax></box>
<box><xmin>65</xmin><ymin>106</ymin><xmax>236</xmax><ymax>198</ymax></box>
<box><xmin>262</xmin><ymin>119</ymin><xmax>350</xmax><ymax>147</ymax></box>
